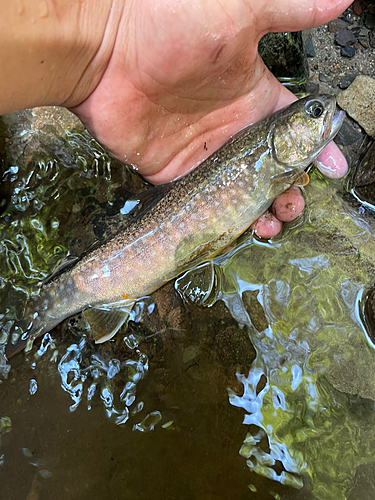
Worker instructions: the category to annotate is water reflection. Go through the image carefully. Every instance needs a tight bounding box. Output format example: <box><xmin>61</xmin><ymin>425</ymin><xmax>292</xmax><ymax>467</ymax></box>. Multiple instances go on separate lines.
<box><xmin>217</xmin><ymin>215</ymin><xmax>375</xmax><ymax>499</ymax></box>
<box><xmin>2</xmin><ymin>113</ymin><xmax>375</xmax><ymax>499</ymax></box>
<box><xmin>0</xmin><ymin>122</ymin><xmax>162</xmax><ymax>462</ymax></box>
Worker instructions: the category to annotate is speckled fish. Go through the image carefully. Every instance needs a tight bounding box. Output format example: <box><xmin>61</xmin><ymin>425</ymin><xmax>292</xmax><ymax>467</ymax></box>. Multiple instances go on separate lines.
<box><xmin>6</xmin><ymin>95</ymin><xmax>344</xmax><ymax>357</ymax></box>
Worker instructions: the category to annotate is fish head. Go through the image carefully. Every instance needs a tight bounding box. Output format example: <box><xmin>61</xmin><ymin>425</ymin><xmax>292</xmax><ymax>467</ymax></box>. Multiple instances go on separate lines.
<box><xmin>270</xmin><ymin>95</ymin><xmax>345</xmax><ymax>170</ymax></box>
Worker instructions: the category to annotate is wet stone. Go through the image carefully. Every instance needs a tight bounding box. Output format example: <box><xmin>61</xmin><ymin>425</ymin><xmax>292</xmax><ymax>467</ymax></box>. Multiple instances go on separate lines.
<box><xmin>352</xmin><ymin>0</ymin><xmax>363</xmax><ymax>16</ymax></box>
<box><xmin>334</xmin><ymin>119</ymin><xmax>364</xmax><ymax>146</ymax></box>
<box><xmin>344</xmin><ymin>11</ymin><xmax>360</xmax><ymax>24</ymax></box>
<box><xmin>337</xmin><ymin>76</ymin><xmax>375</xmax><ymax>138</ymax></box>
<box><xmin>182</xmin><ymin>345</ymin><xmax>199</xmax><ymax>364</ymax></box>
<box><xmin>354</xmin><ymin>142</ymin><xmax>375</xmax><ymax>187</ymax></box>
<box><xmin>306</xmin><ymin>82</ymin><xmax>320</xmax><ymax>94</ymax></box>
<box><xmin>259</xmin><ymin>31</ymin><xmax>305</xmax><ymax>81</ymax></box>
<box><xmin>347</xmin><ymin>463</ymin><xmax>375</xmax><ymax>500</ymax></box>
<box><xmin>341</xmin><ymin>46</ymin><xmax>356</xmax><ymax>57</ymax></box>
<box><xmin>350</xmin><ymin>26</ymin><xmax>362</xmax><ymax>36</ymax></box>
<box><xmin>318</xmin><ymin>73</ymin><xmax>330</xmax><ymax>83</ymax></box>
<box><xmin>365</xmin><ymin>12</ymin><xmax>375</xmax><ymax>30</ymax></box>
<box><xmin>353</xmin><ymin>141</ymin><xmax>375</xmax><ymax>206</ymax></box>
<box><xmin>339</xmin><ymin>73</ymin><xmax>358</xmax><ymax>89</ymax></box>
<box><xmin>358</xmin><ymin>27</ymin><xmax>370</xmax><ymax>38</ymax></box>
<box><xmin>328</xmin><ymin>18</ymin><xmax>350</xmax><ymax>33</ymax></box>
<box><xmin>304</xmin><ymin>35</ymin><xmax>316</xmax><ymax>58</ymax></box>
<box><xmin>359</xmin><ymin>39</ymin><xmax>369</xmax><ymax>48</ymax></box>
<box><xmin>335</xmin><ymin>29</ymin><xmax>357</xmax><ymax>46</ymax></box>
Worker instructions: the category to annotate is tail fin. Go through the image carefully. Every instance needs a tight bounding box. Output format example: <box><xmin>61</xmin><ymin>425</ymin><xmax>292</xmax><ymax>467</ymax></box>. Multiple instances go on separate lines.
<box><xmin>5</xmin><ymin>337</ymin><xmax>29</xmax><ymax>359</ymax></box>
<box><xmin>5</xmin><ymin>322</ymin><xmax>42</xmax><ymax>360</ymax></box>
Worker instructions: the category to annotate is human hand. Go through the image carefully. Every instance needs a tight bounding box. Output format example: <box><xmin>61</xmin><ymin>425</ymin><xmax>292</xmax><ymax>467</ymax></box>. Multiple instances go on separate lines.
<box><xmin>68</xmin><ymin>0</ymin><xmax>351</xmax><ymax>237</ymax></box>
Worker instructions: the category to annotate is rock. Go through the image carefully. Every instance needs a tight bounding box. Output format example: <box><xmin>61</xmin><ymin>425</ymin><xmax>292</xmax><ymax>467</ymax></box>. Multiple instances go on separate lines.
<box><xmin>334</xmin><ymin>119</ymin><xmax>364</xmax><ymax>146</ymax></box>
<box><xmin>182</xmin><ymin>345</ymin><xmax>199</xmax><ymax>363</ymax></box>
<box><xmin>344</xmin><ymin>11</ymin><xmax>360</xmax><ymax>24</ymax></box>
<box><xmin>370</xmin><ymin>31</ymin><xmax>375</xmax><ymax>48</ymax></box>
<box><xmin>328</xmin><ymin>18</ymin><xmax>350</xmax><ymax>33</ymax></box>
<box><xmin>365</xmin><ymin>12</ymin><xmax>375</xmax><ymax>30</ymax></box>
<box><xmin>358</xmin><ymin>39</ymin><xmax>369</xmax><ymax>48</ymax></box>
<box><xmin>304</xmin><ymin>35</ymin><xmax>316</xmax><ymax>58</ymax></box>
<box><xmin>337</xmin><ymin>76</ymin><xmax>375</xmax><ymax>138</ymax></box>
<box><xmin>357</xmin><ymin>142</ymin><xmax>375</xmax><ymax>186</ymax></box>
<box><xmin>306</xmin><ymin>82</ymin><xmax>320</xmax><ymax>94</ymax></box>
<box><xmin>358</xmin><ymin>27</ymin><xmax>370</xmax><ymax>38</ymax></box>
<box><xmin>353</xmin><ymin>140</ymin><xmax>375</xmax><ymax>206</ymax></box>
<box><xmin>335</xmin><ymin>29</ymin><xmax>357</xmax><ymax>46</ymax></box>
<box><xmin>363</xmin><ymin>288</ymin><xmax>375</xmax><ymax>345</ymax></box>
<box><xmin>347</xmin><ymin>464</ymin><xmax>375</xmax><ymax>500</ymax></box>
<box><xmin>339</xmin><ymin>73</ymin><xmax>357</xmax><ymax>89</ymax></box>
<box><xmin>350</xmin><ymin>26</ymin><xmax>361</xmax><ymax>36</ymax></box>
<box><xmin>341</xmin><ymin>46</ymin><xmax>356</xmax><ymax>57</ymax></box>
<box><xmin>352</xmin><ymin>0</ymin><xmax>362</xmax><ymax>16</ymax></box>
<box><xmin>318</xmin><ymin>73</ymin><xmax>330</xmax><ymax>83</ymax></box>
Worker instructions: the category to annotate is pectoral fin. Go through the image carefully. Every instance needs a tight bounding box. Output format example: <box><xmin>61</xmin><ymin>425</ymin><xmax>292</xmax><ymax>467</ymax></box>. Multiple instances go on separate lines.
<box><xmin>83</xmin><ymin>307</ymin><xmax>130</xmax><ymax>343</ymax></box>
<box><xmin>271</xmin><ymin>169</ymin><xmax>309</xmax><ymax>187</ymax></box>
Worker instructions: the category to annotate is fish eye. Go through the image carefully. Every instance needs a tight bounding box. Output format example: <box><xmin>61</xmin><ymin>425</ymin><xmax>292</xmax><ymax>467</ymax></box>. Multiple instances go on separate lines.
<box><xmin>306</xmin><ymin>100</ymin><xmax>324</xmax><ymax>118</ymax></box>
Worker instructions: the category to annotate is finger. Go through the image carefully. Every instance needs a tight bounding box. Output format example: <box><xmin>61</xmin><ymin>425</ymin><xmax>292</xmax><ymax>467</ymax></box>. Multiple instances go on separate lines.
<box><xmin>258</xmin><ymin>0</ymin><xmax>353</xmax><ymax>33</ymax></box>
<box><xmin>314</xmin><ymin>142</ymin><xmax>348</xmax><ymax>179</ymax></box>
<box><xmin>252</xmin><ymin>213</ymin><xmax>283</xmax><ymax>239</ymax></box>
<box><xmin>272</xmin><ymin>186</ymin><xmax>305</xmax><ymax>222</ymax></box>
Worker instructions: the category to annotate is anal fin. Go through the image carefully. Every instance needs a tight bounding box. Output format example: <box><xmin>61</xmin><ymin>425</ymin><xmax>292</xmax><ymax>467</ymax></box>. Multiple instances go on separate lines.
<box><xmin>83</xmin><ymin>307</ymin><xmax>131</xmax><ymax>344</ymax></box>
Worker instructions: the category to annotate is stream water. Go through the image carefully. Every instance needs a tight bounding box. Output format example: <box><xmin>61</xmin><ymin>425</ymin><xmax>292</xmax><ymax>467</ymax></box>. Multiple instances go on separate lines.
<box><xmin>1</xmin><ymin>117</ymin><xmax>375</xmax><ymax>500</ymax></box>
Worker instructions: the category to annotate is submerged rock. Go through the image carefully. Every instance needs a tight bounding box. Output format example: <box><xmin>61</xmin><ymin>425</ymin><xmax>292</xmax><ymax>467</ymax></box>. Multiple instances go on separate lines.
<box><xmin>352</xmin><ymin>140</ymin><xmax>375</xmax><ymax>207</ymax></box>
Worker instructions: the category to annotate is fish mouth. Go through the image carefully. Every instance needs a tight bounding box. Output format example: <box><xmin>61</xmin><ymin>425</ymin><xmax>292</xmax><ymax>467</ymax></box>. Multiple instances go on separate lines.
<box><xmin>324</xmin><ymin>106</ymin><xmax>345</xmax><ymax>142</ymax></box>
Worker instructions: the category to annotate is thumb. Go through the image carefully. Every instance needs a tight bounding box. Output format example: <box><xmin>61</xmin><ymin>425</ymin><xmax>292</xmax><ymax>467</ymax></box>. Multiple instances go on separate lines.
<box><xmin>257</xmin><ymin>0</ymin><xmax>353</xmax><ymax>33</ymax></box>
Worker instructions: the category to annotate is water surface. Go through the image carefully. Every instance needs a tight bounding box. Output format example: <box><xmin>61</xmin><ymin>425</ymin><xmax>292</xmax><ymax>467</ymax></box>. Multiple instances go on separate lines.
<box><xmin>1</xmin><ymin>113</ymin><xmax>375</xmax><ymax>500</ymax></box>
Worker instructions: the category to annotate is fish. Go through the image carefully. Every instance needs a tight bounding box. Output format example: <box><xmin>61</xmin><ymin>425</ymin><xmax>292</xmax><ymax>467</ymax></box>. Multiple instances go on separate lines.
<box><xmin>5</xmin><ymin>95</ymin><xmax>345</xmax><ymax>358</ymax></box>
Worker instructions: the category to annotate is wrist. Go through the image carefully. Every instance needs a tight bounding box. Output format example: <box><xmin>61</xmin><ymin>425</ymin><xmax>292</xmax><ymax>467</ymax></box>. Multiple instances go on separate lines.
<box><xmin>0</xmin><ymin>0</ymin><xmax>122</xmax><ymax>114</ymax></box>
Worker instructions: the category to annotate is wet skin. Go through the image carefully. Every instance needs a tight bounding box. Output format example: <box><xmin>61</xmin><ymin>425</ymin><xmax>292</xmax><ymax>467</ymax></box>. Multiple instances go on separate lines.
<box><xmin>0</xmin><ymin>0</ymin><xmax>351</xmax><ymax>240</ymax></box>
<box><xmin>68</xmin><ymin>0</ymin><xmax>351</xmax><ymax>236</ymax></box>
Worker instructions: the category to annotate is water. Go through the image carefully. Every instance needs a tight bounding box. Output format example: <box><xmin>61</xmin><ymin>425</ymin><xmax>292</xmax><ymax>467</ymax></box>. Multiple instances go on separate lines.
<box><xmin>1</xmin><ymin>111</ymin><xmax>375</xmax><ymax>499</ymax></box>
